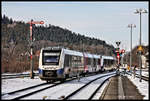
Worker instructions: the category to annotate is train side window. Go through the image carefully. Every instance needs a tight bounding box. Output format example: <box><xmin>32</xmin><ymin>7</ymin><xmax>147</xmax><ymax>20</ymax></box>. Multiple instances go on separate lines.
<box><xmin>64</xmin><ymin>54</ymin><xmax>72</xmax><ymax>67</ymax></box>
<box><xmin>93</xmin><ymin>58</ymin><xmax>96</xmax><ymax>67</ymax></box>
<box><xmin>69</xmin><ymin>55</ymin><xmax>72</xmax><ymax>67</ymax></box>
<box><xmin>64</xmin><ymin>55</ymin><xmax>69</xmax><ymax>67</ymax></box>
<box><xmin>87</xmin><ymin>58</ymin><xmax>91</xmax><ymax>65</ymax></box>
<box><xmin>98</xmin><ymin>59</ymin><xmax>100</xmax><ymax>65</ymax></box>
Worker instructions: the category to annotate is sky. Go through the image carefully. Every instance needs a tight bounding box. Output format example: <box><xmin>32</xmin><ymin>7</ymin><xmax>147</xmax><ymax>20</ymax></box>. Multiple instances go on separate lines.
<box><xmin>1</xmin><ymin>1</ymin><xmax>149</xmax><ymax>51</ymax></box>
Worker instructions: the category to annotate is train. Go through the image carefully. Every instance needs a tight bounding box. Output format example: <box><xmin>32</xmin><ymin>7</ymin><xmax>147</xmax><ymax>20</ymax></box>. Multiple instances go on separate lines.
<box><xmin>38</xmin><ymin>47</ymin><xmax>116</xmax><ymax>82</ymax></box>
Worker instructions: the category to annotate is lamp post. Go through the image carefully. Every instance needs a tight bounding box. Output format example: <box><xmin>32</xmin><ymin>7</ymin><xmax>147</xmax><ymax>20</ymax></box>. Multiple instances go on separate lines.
<box><xmin>134</xmin><ymin>8</ymin><xmax>148</xmax><ymax>82</ymax></box>
<box><xmin>128</xmin><ymin>24</ymin><xmax>136</xmax><ymax>73</ymax></box>
<box><xmin>28</xmin><ymin>20</ymin><xmax>44</xmax><ymax>79</ymax></box>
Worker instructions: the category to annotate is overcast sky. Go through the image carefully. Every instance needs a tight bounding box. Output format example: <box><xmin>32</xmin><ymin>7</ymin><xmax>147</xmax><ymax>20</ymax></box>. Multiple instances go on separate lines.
<box><xmin>2</xmin><ymin>1</ymin><xmax>149</xmax><ymax>51</ymax></box>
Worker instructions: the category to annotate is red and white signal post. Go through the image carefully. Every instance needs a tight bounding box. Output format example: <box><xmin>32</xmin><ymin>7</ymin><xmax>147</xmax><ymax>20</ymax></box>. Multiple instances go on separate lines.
<box><xmin>115</xmin><ymin>41</ymin><xmax>121</xmax><ymax>66</ymax></box>
<box><xmin>117</xmin><ymin>52</ymin><xmax>120</xmax><ymax>65</ymax></box>
<box><xmin>28</xmin><ymin>19</ymin><xmax>44</xmax><ymax>79</ymax></box>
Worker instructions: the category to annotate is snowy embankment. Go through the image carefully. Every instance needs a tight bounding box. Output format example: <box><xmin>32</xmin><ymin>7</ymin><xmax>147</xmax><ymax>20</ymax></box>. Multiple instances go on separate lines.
<box><xmin>117</xmin><ymin>67</ymin><xmax>148</xmax><ymax>100</ymax></box>
<box><xmin>136</xmin><ymin>69</ymin><xmax>149</xmax><ymax>77</ymax></box>
<box><xmin>127</xmin><ymin>75</ymin><xmax>149</xmax><ymax>99</ymax></box>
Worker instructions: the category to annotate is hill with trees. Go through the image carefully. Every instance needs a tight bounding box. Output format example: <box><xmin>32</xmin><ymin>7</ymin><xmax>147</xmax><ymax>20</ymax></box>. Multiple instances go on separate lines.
<box><xmin>1</xmin><ymin>15</ymin><xmax>115</xmax><ymax>73</ymax></box>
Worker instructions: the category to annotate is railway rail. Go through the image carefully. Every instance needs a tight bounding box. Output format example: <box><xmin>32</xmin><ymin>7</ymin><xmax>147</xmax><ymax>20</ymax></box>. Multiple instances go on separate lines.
<box><xmin>63</xmin><ymin>72</ymin><xmax>116</xmax><ymax>100</ymax></box>
<box><xmin>2</xmin><ymin>82</ymin><xmax>48</xmax><ymax>96</ymax></box>
<box><xmin>125</xmin><ymin>71</ymin><xmax>149</xmax><ymax>81</ymax></box>
<box><xmin>2</xmin><ymin>77</ymin><xmax>76</xmax><ymax>100</ymax></box>
<box><xmin>2</xmin><ymin>70</ymin><xmax>114</xmax><ymax>100</ymax></box>
<box><xmin>2</xmin><ymin>73</ymin><xmax>39</xmax><ymax>79</ymax></box>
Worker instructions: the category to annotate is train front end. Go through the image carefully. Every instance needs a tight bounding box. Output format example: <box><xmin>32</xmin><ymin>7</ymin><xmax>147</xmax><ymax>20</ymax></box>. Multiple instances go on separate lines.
<box><xmin>38</xmin><ymin>47</ymin><xmax>65</xmax><ymax>81</ymax></box>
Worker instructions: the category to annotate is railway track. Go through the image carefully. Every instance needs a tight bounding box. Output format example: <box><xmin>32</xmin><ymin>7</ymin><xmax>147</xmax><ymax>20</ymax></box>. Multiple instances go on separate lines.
<box><xmin>2</xmin><ymin>77</ymin><xmax>77</xmax><ymax>100</ymax></box>
<box><xmin>2</xmin><ymin>82</ymin><xmax>48</xmax><ymax>96</ymax></box>
<box><xmin>2</xmin><ymin>71</ymin><xmax>113</xmax><ymax>100</ymax></box>
<box><xmin>2</xmin><ymin>70</ymin><xmax>116</xmax><ymax>100</ymax></box>
<box><xmin>63</xmin><ymin>72</ymin><xmax>116</xmax><ymax>100</ymax></box>
<box><xmin>125</xmin><ymin>71</ymin><xmax>149</xmax><ymax>81</ymax></box>
<box><xmin>1</xmin><ymin>70</ymin><xmax>112</xmax><ymax>79</ymax></box>
<box><xmin>2</xmin><ymin>73</ymin><xmax>39</xmax><ymax>79</ymax></box>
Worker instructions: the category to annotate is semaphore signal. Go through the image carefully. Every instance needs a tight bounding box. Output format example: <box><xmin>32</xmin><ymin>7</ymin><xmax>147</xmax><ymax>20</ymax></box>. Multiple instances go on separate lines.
<box><xmin>28</xmin><ymin>19</ymin><xmax>44</xmax><ymax>79</ymax></box>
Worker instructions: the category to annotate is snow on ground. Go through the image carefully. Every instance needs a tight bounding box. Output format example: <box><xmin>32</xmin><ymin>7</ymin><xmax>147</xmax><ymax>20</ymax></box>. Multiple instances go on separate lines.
<box><xmin>127</xmin><ymin>74</ymin><xmax>149</xmax><ymax>99</ymax></box>
<box><xmin>2</xmin><ymin>71</ymin><xmax>115</xmax><ymax>100</ymax></box>
<box><xmin>1</xmin><ymin>70</ymin><xmax>148</xmax><ymax>100</ymax></box>
<box><xmin>2</xmin><ymin>70</ymin><xmax>40</xmax><ymax>94</ymax></box>
<box><xmin>2</xmin><ymin>71</ymin><xmax>38</xmax><ymax>76</ymax></box>
<box><xmin>2</xmin><ymin>76</ymin><xmax>45</xmax><ymax>95</ymax></box>
<box><xmin>136</xmin><ymin>69</ymin><xmax>149</xmax><ymax>77</ymax></box>
<box><xmin>119</xmin><ymin>67</ymin><xmax>149</xmax><ymax>77</ymax></box>
<box><xmin>69</xmin><ymin>74</ymin><xmax>115</xmax><ymax>100</ymax></box>
<box><xmin>92</xmin><ymin>80</ymin><xmax>109</xmax><ymax>99</ymax></box>
<box><xmin>2</xmin><ymin>82</ymin><xmax>53</xmax><ymax>100</ymax></box>
<box><xmin>22</xmin><ymin>72</ymin><xmax>115</xmax><ymax>100</ymax></box>
<box><xmin>120</xmin><ymin>67</ymin><xmax>149</xmax><ymax>99</ymax></box>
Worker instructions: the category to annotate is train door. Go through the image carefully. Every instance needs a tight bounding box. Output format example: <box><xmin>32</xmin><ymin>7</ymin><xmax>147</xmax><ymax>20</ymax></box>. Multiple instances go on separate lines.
<box><xmin>101</xmin><ymin>57</ymin><xmax>105</xmax><ymax>71</ymax></box>
<box><xmin>88</xmin><ymin>58</ymin><xmax>93</xmax><ymax>72</ymax></box>
<box><xmin>95</xmin><ymin>58</ymin><xmax>99</xmax><ymax>72</ymax></box>
<box><xmin>84</xmin><ymin>56</ymin><xmax>88</xmax><ymax>73</ymax></box>
<box><xmin>96</xmin><ymin>58</ymin><xmax>100</xmax><ymax>72</ymax></box>
<box><xmin>93</xmin><ymin>58</ymin><xmax>96</xmax><ymax>72</ymax></box>
<box><xmin>64</xmin><ymin>54</ymin><xmax>72</xmax><ymax>78</ymax></box>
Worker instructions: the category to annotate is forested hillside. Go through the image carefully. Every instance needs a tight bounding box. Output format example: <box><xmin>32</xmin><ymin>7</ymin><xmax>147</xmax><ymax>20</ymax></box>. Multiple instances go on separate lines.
<box><xmin>1</xmin><ymin>15</ymin><xmax>115</xmax><ymax>73</ymax></box>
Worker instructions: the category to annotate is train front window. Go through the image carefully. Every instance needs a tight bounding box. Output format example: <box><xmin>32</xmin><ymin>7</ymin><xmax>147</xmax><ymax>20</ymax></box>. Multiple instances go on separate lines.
<box><xmin>43</xmin><ymin>51</ymin><xmax>60</xmax><ymax>65</ymax></box>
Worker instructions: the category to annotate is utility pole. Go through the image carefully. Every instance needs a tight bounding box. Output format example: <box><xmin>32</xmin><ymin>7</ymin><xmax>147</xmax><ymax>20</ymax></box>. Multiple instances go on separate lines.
<box><xmin>128</xmin><ymin>24</ymin><xmax>136</xmax><ymax>73</ymax></box>
<box><xmin>134</xmin><ymin>8</ymin><xmax>148</xmax><ymax>82</ymax></box>
<box><xmin>28</xmin><ymin>20</ymin><xmax>44</xmax><ymax>79</ymax></box>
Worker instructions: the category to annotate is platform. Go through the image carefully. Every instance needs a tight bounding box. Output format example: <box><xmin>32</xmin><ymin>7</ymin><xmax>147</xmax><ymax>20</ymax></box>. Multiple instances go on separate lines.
<box><xmin>100</xmin><ymin>75</ymin><xmax>145</xmax><ymax>100</ymax></box>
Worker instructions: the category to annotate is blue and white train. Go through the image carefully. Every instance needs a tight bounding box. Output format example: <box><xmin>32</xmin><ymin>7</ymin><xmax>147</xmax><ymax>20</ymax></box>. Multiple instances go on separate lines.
<box><xmin>38</xmin><ymin>47</ymin><xmax>116</xmax><ymax>82</ymax></box>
